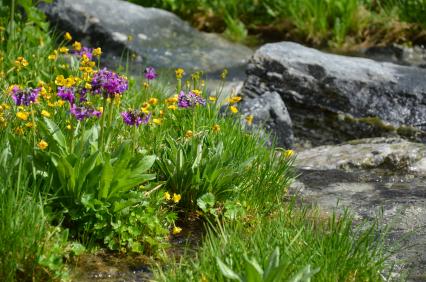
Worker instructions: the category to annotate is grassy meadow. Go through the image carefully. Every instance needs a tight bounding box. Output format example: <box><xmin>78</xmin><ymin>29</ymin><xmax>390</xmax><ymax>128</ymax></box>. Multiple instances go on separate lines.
<box><xmin>0</xmin><ymin>1</ymin><xmax>397</xmax><ymax>281</ymax></box>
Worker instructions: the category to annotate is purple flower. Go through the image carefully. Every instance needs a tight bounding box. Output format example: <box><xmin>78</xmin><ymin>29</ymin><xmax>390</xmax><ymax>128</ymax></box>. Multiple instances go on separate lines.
<box><xmin>73</xmin><ymin>47</ymin><xmax>93</xmax><ymax>60</ymax></box>
<box><xmin>11</xmin><ymin>87</ymin><xmax>39</xmax><ymax>106</ymax></box>
<box><xmin>177</xmin><ymin>91</ymin><xmax>206</xmax><ymax>108</ymax></box>
<box><xmin>144</xmin><ymin>66</ymin><xmax>157</xmax><ymax>80</ymax></box>
<box><xmin>70</xmin><ymin>104</ymin><xmax>102</xmax><ymax>121</ymax></box>
<box><xmin>121</xmin><ymin>110</ymin><xmax>151</xmax><ymax>126</ymax></box>
<box><xmin>91</xmin><ymin>68</ymin><xmax>128</xmax><ymax>98</ymax></box>
<box><xmin>57</xmin><ymin>87</ymin><xmax>75</xmax><ymax>104</ymax></box>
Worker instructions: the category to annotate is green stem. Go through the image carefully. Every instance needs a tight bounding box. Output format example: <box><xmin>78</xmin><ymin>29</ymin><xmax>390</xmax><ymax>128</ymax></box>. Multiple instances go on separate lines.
<box><xmin>10</xmin><ymin>0</ymin><xmax>15</xmax><ymax>42</ymax></box>
<box><xmin>99</xmin><ymin>98</ymin><xmax>107</xmax><ymax>153</ymax></box>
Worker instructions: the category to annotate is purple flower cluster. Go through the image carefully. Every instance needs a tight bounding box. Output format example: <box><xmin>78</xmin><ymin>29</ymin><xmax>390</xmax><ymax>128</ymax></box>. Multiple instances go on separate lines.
<box><xmin>177</xmin><ymin>91</ymin><xmax>206</xmax><ymax>108</ymax></box>
<box><xmin>57</xmin><ymin>87</ymin><xmax>75</xmax><ymax>104</ymax></box>
<box><xmin>121</xmin><ymin>110</ymin><xmax>151</xmax><ymax>126</ymax></box>
<box><xmin>11</xmin><ymin>86</ymin><xmax>39</xmax><ymax>106</ymax></box>
<box><xmin>144</xmin><ymin>66</ymin><xmax>157</xmax><ymax>80</ymax></box>
<box><xmin>73</xmin><ymin>47</ymin><xmax>93</xmax><ymax>60</ymax></box>
<box><xmin>91</xmin><ymin>68</ymin><xmax>128</xmax><ymax>98</ymax></box>
<box><xmin>70</xmin><ymin>104</ymin><xmax>101</xmax><ymax>121</ymax></box>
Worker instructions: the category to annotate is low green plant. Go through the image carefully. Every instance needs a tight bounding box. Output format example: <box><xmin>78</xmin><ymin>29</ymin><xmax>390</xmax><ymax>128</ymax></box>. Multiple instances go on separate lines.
<box><xmin>156</xmin><ymin>206</ymin><xmax>391</xmax><ymax>281</ymax></box>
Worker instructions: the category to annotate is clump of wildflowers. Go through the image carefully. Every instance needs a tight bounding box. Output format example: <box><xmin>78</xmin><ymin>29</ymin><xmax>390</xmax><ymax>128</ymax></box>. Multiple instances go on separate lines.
<box><xmin>144</xmin><ymin>66</ymin><xmax>157</xmax><ymax>80</ymax></box>
<box><xmin>91</xmin><ymin>68</ymin><xmax>128</xmax><ymax>98</ymax></box>
<box><xmin>57</xmin><ymin>86</ymin><xmax>75</xmax><ymax>104</ymax></box>
<box><xmin>177</xmin><ymin>91</ymin><xmax>206</xmax><ymax>108</ymax></box>
<box><xmin>10</xmin><ymin>86</ymin><xmax>39</xmax><ymax>106</ymax></box>
<box><xmin>121</xmin><ymin>110</ymin><xmax>151</xmax><ymax>126</ymax></box>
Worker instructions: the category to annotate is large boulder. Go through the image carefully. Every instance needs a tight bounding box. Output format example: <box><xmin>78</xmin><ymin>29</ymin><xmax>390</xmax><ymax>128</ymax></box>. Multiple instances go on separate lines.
<box><xmin>240</xmin><ymin>42</ymin><xmax>426</xmax><ymax>147</ymax></box>
<box><xmin>39</xmin><ymin>0</ymin><xmax>252</xmax><ymax>78</ymax></box>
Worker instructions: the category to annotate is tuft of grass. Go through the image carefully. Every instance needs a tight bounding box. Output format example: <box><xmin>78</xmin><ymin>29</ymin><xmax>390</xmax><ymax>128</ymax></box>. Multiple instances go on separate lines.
<box><xmin>156</xmin><ymin>205</ymin><xmax>392</xmax><ymax>281</ymax></box>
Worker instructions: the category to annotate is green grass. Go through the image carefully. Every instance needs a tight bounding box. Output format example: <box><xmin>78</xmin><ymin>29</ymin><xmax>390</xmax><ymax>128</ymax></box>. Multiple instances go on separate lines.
<box><xmin>156</xmin><ymin>205</ymin><xmax>391</xmax><ymax>281</ymax></box>
<box><xmin>129</xmin><ymin>0</ymin><xmax>426</xmax><ymax>49</ymax></box>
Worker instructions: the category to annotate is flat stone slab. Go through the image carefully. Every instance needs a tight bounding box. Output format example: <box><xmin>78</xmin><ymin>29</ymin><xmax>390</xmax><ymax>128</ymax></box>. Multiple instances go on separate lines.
<box><xmin>40</xmin><ymin>0</ymin><xmax>252</xmax><ymax>77</ymax></box>
<box><xmin>292</xmin><ymin>138</ymin><xmax>426</xmax><ymax>280</ymax></box>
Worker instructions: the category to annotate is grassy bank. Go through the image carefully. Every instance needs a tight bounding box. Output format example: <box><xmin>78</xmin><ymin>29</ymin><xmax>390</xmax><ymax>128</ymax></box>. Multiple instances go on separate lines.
<box><xmin>0</xmin><ymin>1</ymin><xmax>395</xmax><ymax>281</ymax></box>
<box><xmin>129</xmin><ymin>0</ymin><xmax>426</xmax><ymax>49</ymax></box>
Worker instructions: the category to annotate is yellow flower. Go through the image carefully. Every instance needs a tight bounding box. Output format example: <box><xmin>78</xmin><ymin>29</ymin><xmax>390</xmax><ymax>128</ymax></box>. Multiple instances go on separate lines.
<box><xmin>55</xmin><ymin>75</ymin><xmax>65</xmax><ymax>86</ymax></box>
<box><xmin>148</xmin><ymin>98</ymin><xmax>158</xmax><ymax>105</ymax></box>
<box><xmin>37</xmin><ymin>140</ymin><xmax>48</xmax><ymax>150</ymax></box>
<box><xmin>226</xmin><ymin>96</ymin><xmax>242</xmax><ymax>104</ymax></box>
<box><xmin>64</xmin><ymin>76</ymin><xmax>76</xmax><ymax>87</ymax></box>
<box><xmin>66</xmin><ymin>123</ymin><xmax>72</xmax><ymax>130</ymax></box>
<box><xmin>153</xmin><ymin>118</ymin><xmax>163</xmax><ymax>125</ymax></box>
<box><xmin>172</xmin><ymin>193</ymin><xmax>181</xmax><ymax>203</ymax></box>
<box><xmin>41</xmin><ymin>110</ymin><xmax>51</xmax><ymax>117</ymax></box>
<box><xmin>192</xmin><ymin>89</ymin><xmax>202</xmax><ymax>96</ymax></box>
<box><xmin>72</xmin><ymin>41</ymin><xmax>82</xmax><ymax>51</ymax></box>
<box><xmin>143</xmin><ymin>82</ymin><xmax>150</xmax><ymax>89</ymax></box>
<box><xmin>85</xmin><ymin>83</ymin><xmax>92</xmax><ymax>89</ymax></box>
<box><xmin>185</xmin><ymin>130</ymin><xmax>193</xmax><ymax>138</ymax></box>
<box><xmin>92</xmin><ymin>47</ymin><xmax>102</xmax><ymax>57</ymax></box>
<box><xmin>14</xmin><ymin>127</ymin><xmax>24</xmax><ymax>135</ymax></box>
<box><xmin>229</xmin><ymin>106</ymin><xmax>238</xmax><ymax>114</ymax></box>
<box><xmin>166</xmin><ymin>96</ymin><xmax>178</xmax><ymax>104</ymax></box>
<box><xmin>15</xmin><ymin>56</ymin><xmax>29</xmax><ymax>67</ymax></box>
<box><xmin>283</xmin><ymin>149</ymin><xmax>295</xmax><ymax>158</ymax></box>
<box><xmin>57</xmin><ymin>100</ymin><xmax>66</xmax><ymax>107</ymax></box>
<box><xmin>16</xmin><ymin>111</ymin><xmax>29</xmax><ymax>121</ymax></box>
<box><xmin>48</xmin><ymin>50</ymin><xmax>58</xmax><ymax>60</ymax></box>
<box><xmin>172</xmin><ymin>226</ymin><xmax>182</xmax><ymax>235</ymax></box>
<box><xmin>64</xmin><ymin>32</ymin><xmax>72</xmax><ymax>41</ymax></box>
<box><xmin>59</xmin><ymin>47</ymin><xmax>69</xmax><ymax>54</ymax></box>
<box><xmin>98</xmin><ymin>106</ymin><xmax>104</xmax><ymax>113</ymax></box>
<box><xmin>212</xmin><ymin>124</ymin><xmax>220</xmax><ymax>133</ymax></box>
<box><xmin>175</xmin><ymin>68</ymin><xmax>185</xmax><ymax>79</ymax></box>
<box><xmin>167</xmin><ymin>105</ymin><xmax>177</xmax><ymax>110</ymax></box>
<box><xmin>159</xmin><ymin>110</ymin><xmax>164</xmax><ymax>117</ymax></box>
<box><xmin>208</xmin><ymin>96</ymin><xmax>217</xmax><ymax>102</ymax></box>
<box><xmin>164</xmin><ymin>191</ymin><xmax>171</xmax><ymax>201</ymax></box>
<box><xmin>245</xmin><ymin>115</ymin><xmax>253</xmax><ymax>126</ymax></box>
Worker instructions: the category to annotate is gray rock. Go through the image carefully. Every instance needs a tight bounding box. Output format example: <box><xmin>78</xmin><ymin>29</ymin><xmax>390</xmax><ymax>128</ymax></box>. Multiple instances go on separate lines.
<box><xmin>39</xmin><ymin>0</ymin><xmax>252</xmax><ymax>77</ymax></box>
<box><xmin>363</xmin><ymin>44</ymin><xmax>426</xmax><ymax>68</ymax></box>
<box><xmin>240</xmin><ymin>91</ymin><xmax>293</xmax><ymax>148</ymax></box>
<box><xmin>292</xmin><ymin>138</ymin><xmax>426</xmax><ymax>280</ymax></box>
<box><xmin>241</xmin><ymin>42</ymin><xmax>426</xmax><ymax>147</ymax></box>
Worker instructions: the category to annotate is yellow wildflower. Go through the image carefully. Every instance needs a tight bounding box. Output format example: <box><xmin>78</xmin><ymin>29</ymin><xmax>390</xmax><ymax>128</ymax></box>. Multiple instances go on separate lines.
<box><xmin>55</xmin><ymin>75</ymin><xmax>65</xmax><ymax>86</ymax></box>
<box><xmin>16</xmin><ymin>111</ymin><xmax>29</xmax><ymax>121</ymax></box>
<box><xmin>172</xmin><ymin>193</ymin><xmax>181</xmax><ymax>203</ymax></box>
<box><xmin>245</xmin><ymin>115</ymin><xmax>254</xmax><ymax>126</ymax></box>
<box><xmin>64</xmin><ymin>32</ymin><xmax>72</xmax><ymax>41</ymax></box>
<box><xmin>229</xmin><ymin>106</ymin><xmax>238</xmax><ymax>114</ymax></box>
<box><xmin>15</xmin><ymin>56</ymin><xmax>29</xmax><ymax>68</ymax></box>
<box><xmin>167</xmin><ymin>105</ymin><xmax>177</xmax><ymax>110</ymax></box>
<box><xmin>66</xmin><ymin>123</ymin><xmax>72</xmax><ymax>130</ymax></box>
<box><xmin>59</xmin><ymin>47</ymin><xmax>69</xmax><ymax>54</ymax></box>
<box><xmin>92</xmin><ymin>47</ymin><xmax>102</xmax><ymax>57</ymax></box>
<box><xmin>172</xmin><ymin>226</ymin><xmax>182</xmax><ymax>235</ymax></box>
<box><xmin>85</xmin><ymin>83</ymin><xmax>92</xmax><ymax>89</ymax></box>
<box><xmin>37</xmin><ymin>140</ymin><xmax>48</xmax><ymax>150</ymax></box>
<box><xmin>56</xmin><ymin>100</ymin><xmax>66</xmax><ymax>107</ymax></box>
<box><xmin>212</xmin><ymin>124</ymin><xmax>220</xmax><ymax>133</ymax></box>
<box><xmin>166</xmin><ymin>96</ymin><xmax>178</xmax><ymax>104</ymax></box>
<box><xmin>185</xmin><ymin>130</ymin><xmax>193</xmax><ymax>138</ymax></box>
<box><xmin>208</xmin><ymin>96</ymin><xmax>217</xmax><ymax>102</ymax></box>
<box><xmin>192</xmin><ymin>89</ymin><xmax>202</xmax><ymax>96</ymax></box>
<box><xmin>159</xmin><ymin>110</ymin><xmax>164</xmax><ymax>117</ymax></box>
<box><xmin>143</xmin><ymin>82</ymin><xmax>149</xmax><ymax>89</ymax></box>
<box><xmin>164</xmin><ymin>191</ymin><xmax>171</xmax><ymax>201</ymax></box>
<box><xmin>15</xmin><ymin>127</ymin><xmax>24</xmax><ymax>135</ymax></box>
<box><xmin>41</xmin><ymin>110</ymin><xmax>51</xmax><ymax>117</ymax></box>
<box><xmin>283</xmin><ymin>149</ymin><xmax>295</xmax><ymax>158</ymax></box>
<box><xmin>48</xmin><ymin>50</ymin><xmax>58</xmax><ymax>60</ymax></box>
<box><xmin>72</xmin><ymin>41</ymin><xmax>82</xmax><ymax>51</ymax></box>
<box><xmin>175</xmin><ymin>68</ymin><xmax>185</xmax><ymax>79</ymax></box>
<box><xmin>148</xmin><ymin>98</ymin><xmax>158</xmax><ymax>105</ymax></box>
<box><xmin>153</xmin><ymin>118</ymin><xmax>163</xmax><ymax>125</ymax></box>
<box><xmin>98</xmin><ymin>107</ymin><xmax>104</xmax><ymax>113</ymax></box>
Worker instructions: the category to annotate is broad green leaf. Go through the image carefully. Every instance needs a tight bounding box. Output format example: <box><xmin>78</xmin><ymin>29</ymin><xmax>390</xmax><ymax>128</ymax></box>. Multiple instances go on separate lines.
<box><xmin>216</xmin><ymin>257</ymin><xmax>242</xmax><ymax>281</ymax></box>
<box><xmin>43</xmin><ymin>117</ymin><xmax>68</xmax><ymax>153</ymax></box>
<box><xmin>99</xmin><ymin>154</ymin><xmax>113</xmax><ymax>200</ymax></box>
<box><xmin>244</xmin><ymin>256</ymin><xmax>263</xmax><ymax>282</ymax></box>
